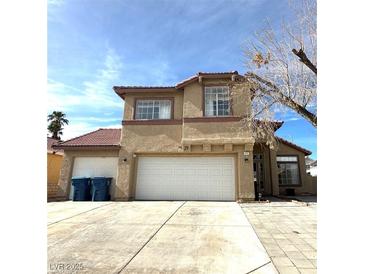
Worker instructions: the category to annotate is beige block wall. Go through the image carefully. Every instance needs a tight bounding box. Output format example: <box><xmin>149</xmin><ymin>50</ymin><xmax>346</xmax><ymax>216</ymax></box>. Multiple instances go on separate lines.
<box><xmin>57</xmin><ymin>149</ymin><xmax>120</xmax><ymax>200</ymax></box>
<box><xmin>47</xmin><ymin>153</ymin><xmax>63</xmax><ymax>200</ymax></box>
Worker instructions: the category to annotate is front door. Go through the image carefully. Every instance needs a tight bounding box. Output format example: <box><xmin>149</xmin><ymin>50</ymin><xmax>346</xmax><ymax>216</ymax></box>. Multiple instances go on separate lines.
<box><xmin>253</xmin><ymin>154</ymin><xmax>265</xmax><ymax>199</ymax></box>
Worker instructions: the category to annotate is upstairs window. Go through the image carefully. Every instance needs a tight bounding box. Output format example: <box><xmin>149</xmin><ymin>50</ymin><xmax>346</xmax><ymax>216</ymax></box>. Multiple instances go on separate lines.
<box><xmin>277</xmin><ymin>156</ymin><xmax>300</xmax><ymax>185</ymax></box>
<box><xmin>204</xmin><ymin>86</ymin><xmax>230</xmax><ymax>117</ymax></box>
<box><xmin>135</xmin><ymin>99</ymin><xmax>172</xmax><ymax>120</ymax></box>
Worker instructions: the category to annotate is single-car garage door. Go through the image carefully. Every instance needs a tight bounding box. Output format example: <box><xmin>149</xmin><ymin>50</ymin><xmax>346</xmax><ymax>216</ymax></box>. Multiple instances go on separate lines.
<box><xmin>69</xmin><ymin>157</ymin><xmax>119</xmax><ymax>199</ymax></box>
<box><xmin>135</xmin><ymin>156</ymin><xmax>235</xmax><ymax>201</ymax></box>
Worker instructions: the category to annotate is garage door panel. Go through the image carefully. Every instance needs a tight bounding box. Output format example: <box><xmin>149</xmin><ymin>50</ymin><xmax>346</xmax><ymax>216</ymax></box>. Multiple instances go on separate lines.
<box><xmin>135</xmin><ymin>156</ymin><xmax>235</xmax><ymax>201</ymax></box>
<box><xmin>69</xmin><ymin>157</ymin><xmax>118</xmax><ymax>200</ymax></box>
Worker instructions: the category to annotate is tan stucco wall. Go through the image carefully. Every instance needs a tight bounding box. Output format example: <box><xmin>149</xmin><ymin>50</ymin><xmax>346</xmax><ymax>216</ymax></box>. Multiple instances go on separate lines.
<box><xmin>182</xmin><ymin>121</ymin><xmax>252</xmax><ymax>144</ymax></box>
<box><xmin>47</xmin><ymin>153</ymin><xmax>63</xmax><ymax>199</ymax></box>
<box><xmin>121</xmin><ymin>125</ymin><xmax>183</xmax><ymax>152</ymax></box>
<box><xmin>183</xmin><ymin>82</ymin><xmax>203</xmax><ymax>118</ymax></box>
<box><xmin>123</xmin><ymin>79</ymin><xmax>251</xmax><ymax>121</ymax></box>
<box><xmin>57</xmin><ymin>149</ymin><xmax>120</xmax><ymax>200</ymax></box>
<box><xmin>117</xmin><ymin>77</ymin><xmax>255</xmax><ymax>201</ymax></box>
<box><xmin>182</xmin><ymin>79</ymin><xmax>251</xmax><ymax>118</ymax></box>
<box><xmin>117</xmin><ymin>124</ymin><xmax>184</xmax><ymax>200</ymax></box>
<box><xmin>118</xmin><ymin>124</ymin><xmax>255</xmax><ymax>201</ymax></box>
<box><xmin>181</xmin><ymin>79</ymin><xmax>253</xmax><ymax>144</ymax></box>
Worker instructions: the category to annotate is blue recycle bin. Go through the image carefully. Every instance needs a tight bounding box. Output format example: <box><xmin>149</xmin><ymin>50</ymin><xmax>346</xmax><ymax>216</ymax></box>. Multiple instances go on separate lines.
<box><xmin>91</xmin><ymin>177</ymin><xmax>112</xmax><ymax>201</ymax></box>
<box><xmin>71</xmin><ymin>177</ymin><xmax>91</xmax><ymax>201</ymax></box>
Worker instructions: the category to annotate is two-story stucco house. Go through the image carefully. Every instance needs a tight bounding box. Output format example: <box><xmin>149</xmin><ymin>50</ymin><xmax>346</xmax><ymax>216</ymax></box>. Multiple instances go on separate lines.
<box><xmin>55</xmin><ymin>71</ymin><xmax>315</xmax><ymax>201</ymax></box>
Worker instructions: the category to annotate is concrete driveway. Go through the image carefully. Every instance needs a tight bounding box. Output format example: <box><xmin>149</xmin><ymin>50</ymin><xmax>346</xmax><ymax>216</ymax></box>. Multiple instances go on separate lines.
<box><xmin>48</xmin><ymin>201</ymin><xmax>276</xmax><ymax>274</ymax></box>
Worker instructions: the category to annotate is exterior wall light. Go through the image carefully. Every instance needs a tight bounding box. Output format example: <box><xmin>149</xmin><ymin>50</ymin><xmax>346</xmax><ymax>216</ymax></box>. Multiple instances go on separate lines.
<box><xmin>243</xmin><ymin>151</ymin><xmax>250</xmax><ymax>162</ymax></box>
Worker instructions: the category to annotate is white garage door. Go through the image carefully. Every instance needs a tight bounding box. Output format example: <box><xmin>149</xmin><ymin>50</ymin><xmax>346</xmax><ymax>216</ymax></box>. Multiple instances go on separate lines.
<box><xmin>135</xmin><ymin>156</ymin><xmax>235</xmax><ymax>201</ymax></box>
<box><xmin>69</xmin><ymin>157</ymin><xmax>119</xmax><ymax>199</ymax></box>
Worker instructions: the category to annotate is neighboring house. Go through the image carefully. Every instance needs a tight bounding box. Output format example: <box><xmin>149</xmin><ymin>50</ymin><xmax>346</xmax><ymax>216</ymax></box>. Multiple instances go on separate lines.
<box><xmin>54</xmin><ymin>71</ymin><xmax>315</xmax><ymax>201</ymax></box>
<box><xmin>306</xmin><ymin>157</ymin><xmax>317</xmax><ymax>176</ymax></box>
<box><xmin>47</xmin><ymin>137</ymin><xmax>64</xmax><ymax>200</ymax></box>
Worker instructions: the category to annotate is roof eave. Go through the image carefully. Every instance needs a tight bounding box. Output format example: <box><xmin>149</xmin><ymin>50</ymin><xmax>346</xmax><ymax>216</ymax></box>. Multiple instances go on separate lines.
<box><xmin>176</xmin><ymin>72</ymin><xmax>242</xmax><ymax>89</ymax></box>
<box><xmin>113</xmin><ymin>86</ymin><xmax>178</xmax><ymax>100</ymax></box>
<box><xmin>277</xmin><ymin>137</ymin><xmax>312</xmax><ymax>156</ymax></box>
<box><xmin>53</xmin><ymin>145</ymin><xmax>121</xmax><ymax>150</ymax></box>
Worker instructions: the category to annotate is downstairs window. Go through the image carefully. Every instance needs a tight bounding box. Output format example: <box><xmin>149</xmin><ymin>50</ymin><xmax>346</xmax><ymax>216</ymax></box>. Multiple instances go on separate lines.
<box><xmin>277</xmin><ymin>156</ymin><xmax>300</xmax><ymax>185</ymax></box>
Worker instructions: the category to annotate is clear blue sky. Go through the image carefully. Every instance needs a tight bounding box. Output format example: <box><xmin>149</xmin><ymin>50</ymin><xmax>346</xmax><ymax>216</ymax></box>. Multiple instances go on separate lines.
<box><xmin>48</xmin><ymin>0</ymin><xmax>317</xmax><ymax>159</ymax></box>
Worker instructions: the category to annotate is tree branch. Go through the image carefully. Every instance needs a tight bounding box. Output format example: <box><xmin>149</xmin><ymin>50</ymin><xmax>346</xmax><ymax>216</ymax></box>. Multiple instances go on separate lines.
<box><xmin>245</xmin><ymin>72</ymin><xmax>317</xmax><ymax>127</ymax></box>
<box><xmin>292</xmin><ymin>48</ymin><xmax>317</xmax><ymax>75</ymax></box>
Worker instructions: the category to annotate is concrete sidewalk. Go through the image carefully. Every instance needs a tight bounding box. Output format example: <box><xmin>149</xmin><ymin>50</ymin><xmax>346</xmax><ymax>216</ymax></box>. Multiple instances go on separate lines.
<box><xmin>48</xmin><ymin>201</ymin><xmax>276</xmax><ymax>273</ymax></box>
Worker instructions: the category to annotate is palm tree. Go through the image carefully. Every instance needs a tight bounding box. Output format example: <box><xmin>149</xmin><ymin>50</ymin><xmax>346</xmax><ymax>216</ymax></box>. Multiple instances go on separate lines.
<box><xmin>47</xmin><ymin>111</ymin><xmax>69</xmax><ymax>140</ymax></box>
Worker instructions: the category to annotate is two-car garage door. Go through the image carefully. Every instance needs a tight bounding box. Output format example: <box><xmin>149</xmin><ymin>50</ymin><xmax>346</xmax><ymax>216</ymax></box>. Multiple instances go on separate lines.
<box><xmin>135</xmin><ymin>156</ymin><xmax>235</xmax><ymax>201</ymax></box>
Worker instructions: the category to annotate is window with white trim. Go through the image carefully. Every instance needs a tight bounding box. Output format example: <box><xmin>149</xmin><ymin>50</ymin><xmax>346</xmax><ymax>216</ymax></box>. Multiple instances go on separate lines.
<box><xmin>135</xmin><ymin>99</ymin><xmax>172</xmax><ymax>120</ymax></box>
<box><xmin>204</xmin><ymin>86</ymin><xmax>230</xmax><ymax>116</ymax></box>
<box><xmin>277</xmin><ymin>156</ymin><xmax>300</xmax><ymax>185</ymax></box>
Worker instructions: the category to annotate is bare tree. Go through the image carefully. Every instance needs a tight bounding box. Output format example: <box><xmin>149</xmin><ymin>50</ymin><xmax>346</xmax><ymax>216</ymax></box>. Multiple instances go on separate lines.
<box><xmin>235</xmin><ymin>0</ymin><xmax>317</xmax><ymax>134</ymax></box>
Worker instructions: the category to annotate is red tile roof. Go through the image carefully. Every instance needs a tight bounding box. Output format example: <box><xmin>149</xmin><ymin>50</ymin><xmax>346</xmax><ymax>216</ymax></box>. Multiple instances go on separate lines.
<box><xmin>197</xmin><ymin>71</ymin><xmax>239</xmax><ymax>75</ymax></box>
<box><xmin>176</xmin><ymin>71</ymin><xmax>240</xmax><ymax>89</ymax></box>
<box><xmin>53</xmin><ymin>128</ymin><xmax>121</xmax><ymax>149</ymax></box>
<box><xmin>113</xmin><ymin>71</ymin><xmax>244</xmax><ymax>99</ymax></box>
<box><xmin>277</xmin><ymin>137</ymin><xmax>312</xmax><ymax>156</ymax></box>
<box><xmin>114</xmin><ymin>86</ymin><xmax>175</xmax><ymax>89</ymax></box>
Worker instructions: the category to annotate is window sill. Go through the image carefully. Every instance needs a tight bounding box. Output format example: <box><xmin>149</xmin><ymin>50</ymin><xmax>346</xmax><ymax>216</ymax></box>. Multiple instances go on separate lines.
<box><xmin>184</xmin><ymin>116</ymin><xmax>242</xmax><ymax>123</ymax></box>
<box><xmin>122</xmin><ymin>119</ymin><xmax>182</xmax><ymax>125</ymax></box>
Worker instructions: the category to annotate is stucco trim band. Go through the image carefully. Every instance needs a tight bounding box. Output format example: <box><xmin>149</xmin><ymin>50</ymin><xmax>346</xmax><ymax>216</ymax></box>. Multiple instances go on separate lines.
<box><xmin>122</xmin><ymin>119</ymin><xmax>183</xmax><ymax>125</ymax></box>
<box><xmin>183</xmin><ymin>117</ymin><xmax>243</xmax><ymax>123</ymax></box>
